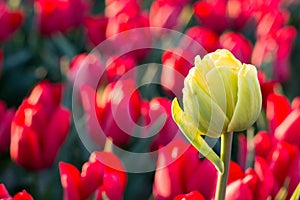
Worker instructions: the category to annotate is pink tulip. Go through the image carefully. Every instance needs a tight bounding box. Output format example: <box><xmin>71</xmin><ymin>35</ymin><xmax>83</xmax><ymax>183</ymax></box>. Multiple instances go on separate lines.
<box><xmin>10</xmin><ymin>81</ymin><xmax>71</xmax><ymax>170</ymax></box>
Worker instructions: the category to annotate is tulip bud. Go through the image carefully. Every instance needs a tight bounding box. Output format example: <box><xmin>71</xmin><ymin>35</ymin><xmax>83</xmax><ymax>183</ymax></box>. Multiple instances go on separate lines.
<box><xmin>172</xmin><ymin>49</ymin><xmax>262</xmax><ymax>172</ymax></box>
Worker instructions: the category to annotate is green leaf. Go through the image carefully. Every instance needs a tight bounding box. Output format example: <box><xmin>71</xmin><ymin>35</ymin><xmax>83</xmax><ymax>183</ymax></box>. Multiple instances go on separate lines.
<box><xmin>290</xmin><ymin>182</ymin><xmax>300</xmax><ymax>200</ymax></box>
<box><xmin>171</xmin><ymin>98</ymin><xmax>224</xmax><ymax>173</ymax></box>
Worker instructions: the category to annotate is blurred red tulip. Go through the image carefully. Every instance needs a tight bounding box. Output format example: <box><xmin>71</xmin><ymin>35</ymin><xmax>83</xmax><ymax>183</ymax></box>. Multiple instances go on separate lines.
<box><xmin>141</xmin><ymin>97</ymin><xmax>182</xmax><ymax>151</ymax></box>
<box><xmin>105</xmin><ymin>11</ymin><xmax>150</xmax><ymax>60</ymax></box>
<box><xmin>0</xmin><ymin>2</ymin><xmax>24</xmax><ymax>42</ymax></box>
<box><xmin>257</xmin><ymin>71</ymin><xmax>280</xmax><ymax>109</ymax></box>
<box><xmin>173</xmin><ymin>191</ymin><xmax>205</xmax><ymax>200</ymax></box>
<box><xmin>266</xmin><ymin>93</ymin><xmax>300</xmax><ymax>149</ymax></box>
<box><xmin>59</xmin><ymin>151</ymin><xmax>127</xmax><ymax>200</ymax></box>
<box><xmin>161</xmin><ymin>48</ymin><xmax>194</xmax><ymax>98</ymax></box>
<box><xmin>153</xmin><ymin>139</ymin><xmax>218</xmax><ymax>200</ymax></box>
<box><xmin>182</xmin><ymin>26</ymin><xmax>219</xmax><ymax>53</ymax></box>
<box><xmin>0</xmin><ymin>100</ymin><xmax>15</xmax><ymax>152</ymax></box>
<box><xmin>105</xmin><ymin>55</ymin><xmax>136</xmax><ymax>82</ymax></box>
<box><xmin>68</xmin><ymin>53</ymin><xmax>106</xmax><ymax>86</ymax></box>
<box><xmin>254</xmin><ymin>131</ymin><xmax>300</xmax><ymax>198</ymax></box>
<box><xmin>219</xmin><ymin>32</ymin><xmax>252</xmax><ymax>64</ymax></box>
<box><xmin>266</xmin><ymin>93</ymin><xmax>292</xmax><ymax>134</ymax></box>
<box><xmin>252</xmin><ymin>26</ymin><xmax>297</xmax><ymax>82</ymax></box>
<box><xmin>84</xmin><ymin>15</ymin><xmax>108</xmax><ymax>47</ymax></box>
<box><xmin>193</xmin><ymin>0</ymin><xmax>227</xmax><ymax>33</ymax></box>
<box><xmin>0</xmin><ymin>183</ymin><xmax>33</xmax><ymax>200</ymax></box>
<box><xmin>10</xmin><ymin>81</ymin><xmax>71</xmax><ymax>170</ymax></box>
<box><xmin>105</xmin><ymin>0</ymin><xmax>141</xmax><ymax>18</ymax></box>
<box><xmin>149</xmin><ymin>0</ymin><xmax>190</xmax><ymax>30</ymax></box>
<box><xmin>226</xmin><ymin>157</ymin><xmax>274</xmax><ymax>200</ymax></box>
<box><xmin>35</xmin><ymin>0</ymin><xmax>90</xmax><ymax>35</ymax></box>
<box><xmin>95</xmin><ymin>79</ymin><xmax>142</xmax><ymax>146</ymax></box>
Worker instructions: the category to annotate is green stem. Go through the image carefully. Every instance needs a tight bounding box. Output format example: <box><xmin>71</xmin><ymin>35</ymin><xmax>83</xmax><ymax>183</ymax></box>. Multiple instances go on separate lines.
<box><xmin>215</xmin><ymin>132</ymin><xmax>233</xmax><ymax>200</ymax></box>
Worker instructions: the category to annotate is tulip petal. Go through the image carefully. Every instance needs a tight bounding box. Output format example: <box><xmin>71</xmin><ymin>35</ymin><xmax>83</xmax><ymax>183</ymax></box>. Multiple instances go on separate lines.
<box><xmin>228</xmin><ymin>64</ymin><xmax>262</xmax><ymax>132</ymax></box>
<box><xmin>172</xmin><ymin>98</ymin><xmax>224</xmax><ymax>173</ymax></box>
<box><xmin>206</xmin><ymin>66</ymin><xmax>238</xmax><ymax>119</ymax></box>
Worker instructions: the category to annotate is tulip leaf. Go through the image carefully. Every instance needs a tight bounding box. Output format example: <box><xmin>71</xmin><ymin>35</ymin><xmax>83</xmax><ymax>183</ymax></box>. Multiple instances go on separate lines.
<box><xmin>171</xmin><ymin>98</ymin><xmax>224</xmax><ymax>173</ymax></box>
<box><xmin>290</xmin><ymin>183</ymin><xmax>300</xmax><ymax>200</ymax></box>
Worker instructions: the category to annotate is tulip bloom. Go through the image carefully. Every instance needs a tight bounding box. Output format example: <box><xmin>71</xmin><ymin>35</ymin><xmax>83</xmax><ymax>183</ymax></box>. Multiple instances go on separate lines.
<box><xmin>0</xmin><ymin>184</ymin><xmax>33</xmax><ymax>200</ymax></box>
<box><xmin>10</xmin><ymin>81</ymin><xmax>71</xmax><ymax>170</ymax></box>
<box><xmin>174</xmin><ymin>191</ymin><xmax>205</xmax><ymax>200</ymax></box>
<box><xmin>153</xmin><ymin>139</ymin><xmax>218</xmax><ymax>200</ymax></box>
<box><xmin>219</xmin><ymin>32</ymin><xmax>252</xmax><ymax>64</ymax></box>
<box><xmin>140</xmin><ymin>97</ymin><xmax>182</xmax><ymax>151</ymax></box>
<box><xmin>254</xmin><ymin>131</ymin><xmax>300</xmax><ymax>198</ymax></box>
<box><xmin>266</xmin><ymin>93</ymin><xmax>300</xmax><ymax>149</ymax></box>
<box><xmin>0</xmin><ymin>2</ymin><xmax>24</xmax><ymax>42</ymax></box>
<box><xmin>172</xmin><ymin>50</ymin><xmax>261</xmax><ymax>169</ymax></box>
<box><xmin>59</xmin><ymin>151</ymin><xmax>127</xmax><ymax>200</ymax></box>
<box><xmin>0</xmin><ymin>100</ymin><xmax>15</xmax><ymax>152</ymax></box>
<box><xmin>35</xmin><ymin>0</ymin><xmax>90</xmax><ymax>35</ymax></box>
<box><xmin>173</xmin><ymin>49</ymin><xmax>261</xmax><ymax>137</ymax></box>
<box><xmin>84</xmin><ymin>15</ymin><xmax>108</xmax><ymax>47</ymax></box>
<box><xmin>149</xmin><ymin>0</ymin><xmax>190</xmax><ymax>30</ymax></box>
<box><xmin>182</xmin><ymin>26</ymin><xmax>219</xmax><ymax>53</ymax></box>
<box><xmin>226</xmin><ymin>157</ymin><xmax>274</xmax><ymax>200</ymax></box>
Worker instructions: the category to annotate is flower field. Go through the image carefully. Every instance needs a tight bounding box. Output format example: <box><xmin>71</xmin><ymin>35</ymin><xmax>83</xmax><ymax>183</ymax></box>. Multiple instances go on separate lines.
<box><xmin>0</xmin><ymin>0</ymin><xmax>300</xmax><ymax>199</ymax></box>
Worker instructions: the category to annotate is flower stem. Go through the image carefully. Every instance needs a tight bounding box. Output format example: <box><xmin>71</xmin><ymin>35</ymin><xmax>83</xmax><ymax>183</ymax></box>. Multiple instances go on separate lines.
<box><xmin>215</xmin><ymin>132</ymin><xmax>233</xmax><ymax>200</ymax></box>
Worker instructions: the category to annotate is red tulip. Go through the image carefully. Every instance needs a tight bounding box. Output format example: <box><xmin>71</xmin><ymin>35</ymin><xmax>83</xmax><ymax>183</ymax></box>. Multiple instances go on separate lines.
<box><xmin>266</xmin><ymin>93</ymin><xmax>291</xmax><ymax>134</ymax></box>
<box><xmin>193</xmin><ymin>0</ymin><xmax>227</xmax><ymax>33</ymax></box>
<box><xmin>173</xmin><ymin>191</ymin><xmax>205</xmax><ymax>200</ymax></box>
<box><xmin>225</xmin><ymin>157</ymin><xmax>274</xmax><ymax>200</ymax></box>
<box><xmin>0</xmin><ymin>184</ymin><xmax>33</xmax><ymax>200</ymax></box>
<box><xmin>182</xmin><ymin>26</ymin><xmax>219</xmax><ymax>53</ymax></box>
<box><xmin>160</xmin><ymin>48</ymin><xmax>194</xmax><ymax>98</ymax></box>
<box><xmin>59</xmin><ymin>151</ymin><xmax>127</xmax><ymax>200</ymax></box>
<box><xmin>254</xmin><ymin>131</ymin><xmax>300</xmax><ymax>198</ymax></box>
<box><xmin>141</xmin><ymin>97</ymin><xmax>183</xmax><ymax>151</ymax></box>
<box><xmin>252</xmin><ymin>26</ymin><xmax>297</xmax><ymax>82</ymax></box>
<box><xmin>257</xmin><ymin>71</ymin><xmax>280</xmax><ymax>109</ymax></box>
<box><xmin>266</xmin><ymin>93</ymin><xmax>300</xmax><ymax>149</ymax></box>
<box><xmin>0</xmin><ymin>2</ymin><xmax>24</xmax><ymax>42</ymax></box>
<box><xmin>149</xmin><ymin>0</ymin><xmax>190</xmax><ymax>30</ymax></box>
<box><xmin>219</xmin><ymin>32</ymin><xmax>252</xmax><ymax>64</ymax></box>
<box><xmin>105</xmin><ymin>55</ymin><xmax>136</xmax><ymax>82</ymax></box>
<box><xmin>153</xmin><ymin>139</ymin><xmax>218</xmax><ymax>200</ymax></box>
<box><xmin>87</xmin><ymin>79</ymin><xmax>142</xmax><ymax>146</ymax></box>
<box><xmin>105</xmin><ymin>11</ymin><xmax>150</xmax><ymax>60</ymax></box>
<box><xmin>68</xmin><ymin>53</ymin><xmax>106</xmax><ymax>86</ymax></box>
<box><xmin>105</xmin><ymin>0</ymin><xmax>141</xmax><ymax>19</ymax></box>
<box><xmin>0</xmin><ymin>100</ymin><xmax>15</xmax><ymax>152</ymax></box>
<box><xmin>84</xmin><ymin>15</ymin><xmax>108</xmax><ymax>47</ymax></box>
<box><xmin>35</xmin><ymin>0</ymin><xmax>90</xmax><ymax>35</ymax></box>
<box><xmin>10</xmin><ymin>81</ymin><xmax>71</xmax><ymax>170</ymax></box>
